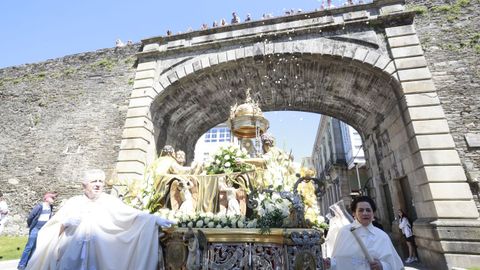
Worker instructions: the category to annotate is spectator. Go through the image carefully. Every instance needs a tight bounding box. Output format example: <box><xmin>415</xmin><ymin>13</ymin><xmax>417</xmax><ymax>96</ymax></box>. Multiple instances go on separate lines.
<box><xmin>0</xmin><ymin>191</ymin><xmax>8</xmax><ymax>235</ymax></box>
<box><xmin>398</xmin><ymin>209</ymin><xmax>418</xmax><ymax>264</ymax></box>
<box><xmin>17</xmin><ymin>192</ymin><xmax>57</xmax><ymax>270</ymax></box>
<box><xmin>244</xmin><ymin>13</ymin><xmax>252</xmax><ymax>22</ymax></box>
<box><xmin>220</xmin><ymin>18</ymin><xmax>227</xmax><ymax>26</ymax></box>
<box><xmin>115</xmin><ymin>39</ymin><xmax>125</xmax><ymax>47</ymax></box>
<box><xmin>231</xmin><ymin>12</ymin><xmax>240</xmax><ymax>24</ymax></box>
<box><xmin>25</xmin><ymin>169</ymin><xmax>175</xmax><ymax>270</ymax></box>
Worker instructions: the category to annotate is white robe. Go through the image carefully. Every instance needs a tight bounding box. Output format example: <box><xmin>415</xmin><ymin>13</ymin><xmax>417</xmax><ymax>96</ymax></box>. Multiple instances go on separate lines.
<box><xmin>330</xmin><ymin>220</ymin><xmax>404</xmax><ymax>270</ymax></box>
<box><xmin>26</xmin><ymin>193</ymin><xmax>159</xmax><ymax>270</ymax></box>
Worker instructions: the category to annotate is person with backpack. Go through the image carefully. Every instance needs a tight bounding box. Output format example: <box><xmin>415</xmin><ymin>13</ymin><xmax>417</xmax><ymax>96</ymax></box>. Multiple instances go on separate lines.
<box><xmin>17</xmin><ymin>192</ymin><xmax>57</xmax><ymax>270</ymax></box>
<box><xmin>398</xmin><ymin>209</ymin><xmax>418</xmax><ymax>263</ymax></box>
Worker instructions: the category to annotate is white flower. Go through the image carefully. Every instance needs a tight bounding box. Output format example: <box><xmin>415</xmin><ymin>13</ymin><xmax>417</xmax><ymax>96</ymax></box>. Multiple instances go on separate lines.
<box><xmin>204</xmin><ymin>218</ymin><xmax>210</xmax><ymax>224</ymax></box>
<box><xmin>187</xmin><ymin>221</ymin><xmax>193</xmax><ymax>228</ymax></box>
<box><xmin>216</xmin><ymin>224</ymin><xmax>223</xmax><ymax>228</ymax></box>
<box><xmin>224</xmin><ymin>154</ymin><xmax>231</xmax><ymax>160</ymax></box>
<box><xmin>206</xmin><ymin>212</ymin><xmax>214</xmax><ymax>218</ymax></box>
<box><xmin>196</xmin><ymin>220</ymin><xmax>204</xmax><ymax>227</ymax></box>
<box><xmin>224</xmin><ymin>162</ymin><xmax>231</xmax><ymax>168</ymax></box>
<box><xmin>215</xmin><ymin>159</ymin><xmax>221</xmax><ymax>164</ymax></box>
<box><xmin>207</xmin><ymin>222</ymin><xmax>215</xmax><ymax>228</ymax></box>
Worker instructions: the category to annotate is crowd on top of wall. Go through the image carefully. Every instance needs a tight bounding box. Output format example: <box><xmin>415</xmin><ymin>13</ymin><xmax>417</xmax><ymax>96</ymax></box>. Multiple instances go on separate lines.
<box><xmin>165</xmin><ymin>0</ymin><xmax>369</xmax><ymax>36</ymax></box>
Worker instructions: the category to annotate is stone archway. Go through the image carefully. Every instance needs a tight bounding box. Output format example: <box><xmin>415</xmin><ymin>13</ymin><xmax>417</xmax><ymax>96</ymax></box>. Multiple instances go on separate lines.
<box><xmin>114</xmin><ymin>1</ymin><xmax>480</xmax><ymax>268</ymax></box>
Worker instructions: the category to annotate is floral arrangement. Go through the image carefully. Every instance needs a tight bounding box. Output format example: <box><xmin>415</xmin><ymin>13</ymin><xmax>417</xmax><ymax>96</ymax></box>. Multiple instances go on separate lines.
<box><xmin>156</xmin><ymin>209</ymin><xmax>258</xmax><ymax>229</ymax></box>
<box><xmin>251</xmin><ymin>192</ymin><xmax>291</xmax><ymax>233</ymax></box>
<box><xmin>205</xmin><ymin>144</ymin><xmax>252</xmax><ymax>175</ymax></box>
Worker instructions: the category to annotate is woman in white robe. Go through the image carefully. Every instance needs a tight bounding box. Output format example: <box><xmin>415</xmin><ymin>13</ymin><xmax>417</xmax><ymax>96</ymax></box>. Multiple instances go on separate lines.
<box><xmin>26</xmin><ymin>169</ymin><xmax>175</xmax><ymax>270</ymax></box>
<box><xmin>325</xmin><ymin>196</ymin><xmax>404</xmax><ymax>270</ymax></box>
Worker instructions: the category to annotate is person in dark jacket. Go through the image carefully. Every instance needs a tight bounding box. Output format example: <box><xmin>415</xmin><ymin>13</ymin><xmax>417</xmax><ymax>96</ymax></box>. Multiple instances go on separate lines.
<box><xmin>17</xmin><ymin>192</ymin><xmax>57</xmax><ymax>270</ymax></box>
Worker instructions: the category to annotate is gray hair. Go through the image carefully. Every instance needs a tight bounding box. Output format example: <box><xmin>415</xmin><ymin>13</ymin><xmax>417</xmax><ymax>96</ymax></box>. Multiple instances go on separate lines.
<box><xmin>81</xmin><ymin>169</ymin><xmax>106</xmax><ymax>184</ymax></box>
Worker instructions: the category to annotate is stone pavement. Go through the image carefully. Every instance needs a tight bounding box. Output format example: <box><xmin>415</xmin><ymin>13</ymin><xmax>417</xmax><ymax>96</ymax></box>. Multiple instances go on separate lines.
<box><xmin>0</xmin><ymin>259</ymin><xmax>434</xmax><ymax>270</ymax></box>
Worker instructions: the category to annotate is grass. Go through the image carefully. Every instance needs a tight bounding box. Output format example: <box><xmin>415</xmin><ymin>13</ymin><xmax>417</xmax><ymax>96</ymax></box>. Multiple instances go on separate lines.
<box><xmin>0</xmin><ymin>236</ymin><xmax>28</xmax><ymax>261</ymax></box>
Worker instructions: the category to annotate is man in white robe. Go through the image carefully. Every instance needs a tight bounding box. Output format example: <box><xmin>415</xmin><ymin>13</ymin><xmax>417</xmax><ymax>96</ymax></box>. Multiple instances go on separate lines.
<box><xmin>26</xmin><ymin>169</ymin><xmax>175</xmax><ymax>270</ymax></box>
<box><xmin>326</xmin><ymin>196</ymin><xmax>403</xmax><ymax>270</ymax></box>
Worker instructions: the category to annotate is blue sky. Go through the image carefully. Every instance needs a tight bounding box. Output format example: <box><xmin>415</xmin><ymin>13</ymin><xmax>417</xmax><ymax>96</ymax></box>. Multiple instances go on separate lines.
<box><xmin>0</xmin><ymin>0</ymin><xmax>360</xmax><ymax>160</ymax></box>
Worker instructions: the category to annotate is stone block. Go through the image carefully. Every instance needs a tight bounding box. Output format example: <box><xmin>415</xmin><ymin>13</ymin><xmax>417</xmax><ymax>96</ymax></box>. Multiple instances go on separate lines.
<box><xmin>235</xmin><ymin>47</ymin><xmax>245</xmax><ymax>59</ymax></box>
<box><xmin>401</xmin><ymin>80</ymin><xmax>436</xmax><ymax>94</ymax></box>
<box><xmin>417</xmin><ymin>166</ymin><xmax>467</xmax><ymax>183</ymax></box>
<box><xmin>252</xmin><ymin>42</ymin><xmax>265</xmax><ymax>56</ymax></box>
<box><xmin>385</xmin><ymin>24</ymin><xmax>416</xmax><ymax>38</ymax></box>
<box><xmin>412</xmin><ymin>134</ymin><xmax>456</xmax><ymax>151</ymax></box>
<box><xmin>388</xmin><ymin>35</ymin><xmax>420</xmax><ymax>48</ymax></box>
<box><xmin>124</xmin><ymin>117</ymin><xmax>153</xmax><ymax>130</ymax></box>
<box><xmin>183</xmin><ymin>63</ymin><xmax>194</xmax><ymax>76</ymax></box>
<box><xmin>142</xmin><ymin>43</ymin><xmax>160</xmax><ymax>52</ymax></box>
<box><xmin>343</xmin><ymin>10</ymin><xmax>368</xmax><ymax>21</ymax></box>
<box><xmin>174</xmin><ymin>66</ymin><xmax>186</xmax><ymax>79</ymax></box>
<box><xmin>120</xmin><ymin>138</ymin><xmax>150</xmax><ymax>151</ymax></box>
<box><xmin>353</xmin><ymin>47</ymin><xmax>368</xmax><ymax>62</ymax></box>
<box><xmin>403</xmin><ymin>93</ymin><xmax>440</xmax><ymax>108</ymax></box>
<box><xmin>117</xmin><ymin>149</ymin><xmax>148</xmax><ymax>163</ymax></box>
<box><xmin>122</xmin><ymin>127</ymin><xmax>153</xmax><ymax>139</ymax></box>
<box><xmin>126</xmin><ymin>107</ymin><xmax>151</xmax><ymax>118</ymax></box>
<box><xmin>364</xmin><ymin>51</ymin><xmax>381</xmax><ymax>66</ymax></box>
<box><xmin>128</xmin><ymin>97</ymin><xmax>153</xmax><ymax>108</ymax></box>
<box><xmin>405</xmin><ymin>106</ymin><xmax>445</xmax><ymax>121</ymax></box>
<box><xmin>394</xmin><ymin>56</ymin><xmax>427</xmax><ymax>70</ymax></box>
<box><xmin>383</xmin><ymin>61</ymin><xmax>397</xmax><ymax>74</ymax></box>
<box><xmin>129</xmin><ymin>88</ymin><xmax>157</xmax><ymax>99</ymax></box>
<box><xmin>343</xmin><ymin>45</ymin><xmax>356</xmax><ymax>60</ymax></box>
<box><xmin>465</xmin><ymin>133</ymin><xmax>480</xmax><ymax>148</ymax></box>
<box><xmin>380</xmin><ymin>4</ymin><xmax>405</xmax><ymax>15</ymax></box>
<box><xmin>421</xmin><ymin>182</ymin><xmax>473</xmax><ymax>201</ymax></box>
<box><xmin>398</xmin><ymin>67</ymin><xmax>432</xmax><ymax>81</ymax></box>
<box><xmin>444</xmin><ymin>254</ymin><xmax>480</xmax><ymax>270</ymax></box>
<box><xmin>433</xmin><ymin>200</ymin><xmax>479</xmax><ymax>219</ymax></box>
<box><xmin>201</xmin><ymin>57</ymin><xmax>210</xmax><ymax>69</ymax></box>
<box><xmin>391</xmin><ymin>45</ymin><xmax>424</xmax><ymax>59</ymax></box>
<box><xmin>136</xmin><ymin>61</ymin><xmax>157</xmax><ymax>71</ymax></box>
<box><xmin>192</xmin><ymin>60</ymin><xmax>202</xmax><ymax>71</ymax></box>
<box><xmin>321</xmin><ymin>41</ymin><xmax>334</xmax><ymax>55</ymax></box>
<box><xmin>209</xmin><ymin>55</ymin><xmax>219</xmax><ymax>65</ymax></box>
<box><xmin>413</xmin><ymin>150</ymin><xmax>461</xmax><ymax>168</ymax></box>
<box><xmin>133</xmin><ymin>78</ymin><xmax>154</xmax><ymax>89</ymax></box>
<box><xmin>374</xmin><ymin>56</ymin><xmax>392</xmax><ymax>70</ymax></box>
<box><xmin>408</xmin><ymin>119</ymin><xmax>450</xmax><ymax>137</ymax></box>
<box><xmin>226</xmin><ymin>50</ymin><xmax>236</xmax><ymax>62</ymax></box>
<box><xmin>158</xmin><ymin>76</ymin><xmax>171</xmax><ymax>89</ymax></box>
<box><xmin>135</xmin><ymin>69</ymin><xmax>156</xmax><ymax>80</ymax></box>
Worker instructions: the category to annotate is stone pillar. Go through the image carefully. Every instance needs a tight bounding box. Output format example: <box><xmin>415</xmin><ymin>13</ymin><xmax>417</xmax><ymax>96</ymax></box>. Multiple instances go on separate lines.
<box><xmin>386</xmin><ymin>24</ymin><xmax>480</xmax><ymax>269</ymax></box>
<box><xmin>113</xmin><ymin>59</ymin><xmax>158</xmax><ymax>196</ymax></box>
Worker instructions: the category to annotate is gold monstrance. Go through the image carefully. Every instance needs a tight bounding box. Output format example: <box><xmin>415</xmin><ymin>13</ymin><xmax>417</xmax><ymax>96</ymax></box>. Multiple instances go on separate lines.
<box><xmin>228</xmin><ymin>89</ymin><xmax>269</xmax><ymax>155</ymax></box>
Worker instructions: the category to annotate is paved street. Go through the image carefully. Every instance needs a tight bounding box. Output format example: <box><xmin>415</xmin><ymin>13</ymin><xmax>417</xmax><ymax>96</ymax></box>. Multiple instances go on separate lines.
<box><xmin>0</xmin><ymin>259</ymin><xmax>433</xmax><ymax>270</ymax></box>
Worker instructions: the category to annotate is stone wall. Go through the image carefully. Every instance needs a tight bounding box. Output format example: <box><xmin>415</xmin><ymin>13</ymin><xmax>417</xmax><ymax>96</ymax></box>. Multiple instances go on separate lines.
<box><xmin>0</xmin><ymin>45</ymin><xmax>139</xmax><ymax>235</ymax></box>
<box><xmin>405</xmin><ymin>0</ymin><xmax>480</xmax><ymax>205</ymax></box>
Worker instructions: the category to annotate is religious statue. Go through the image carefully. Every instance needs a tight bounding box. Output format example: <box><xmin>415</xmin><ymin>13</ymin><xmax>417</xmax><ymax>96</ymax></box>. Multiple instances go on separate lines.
<box><xmin>146</xmin><ymin>145</ymin><xmax>199</xmax><ymax>212</ymax></box>
<box><xmin>238</xmin><ymin>133</ymin><xmax>298</xmax><ymax>190</ymax></box>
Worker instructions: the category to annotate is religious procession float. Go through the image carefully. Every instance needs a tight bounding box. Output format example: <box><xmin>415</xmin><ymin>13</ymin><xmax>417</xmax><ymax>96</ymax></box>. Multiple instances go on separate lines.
<box><xmin>124</xmin><ymin>90</ymin><xmax>328</xmax><ymax>269</ymax></box>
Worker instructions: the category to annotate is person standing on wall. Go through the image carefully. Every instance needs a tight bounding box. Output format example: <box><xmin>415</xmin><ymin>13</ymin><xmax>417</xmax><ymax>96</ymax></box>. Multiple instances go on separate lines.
<box><xmin>398</xmin><ymin>209</ymin><xmax>418</xmax><ymax>264</ymax></box>
<box><xmin>17</xmin><ymin>192</ymin><xmax>57</xmax><ymax>270</ymax></box>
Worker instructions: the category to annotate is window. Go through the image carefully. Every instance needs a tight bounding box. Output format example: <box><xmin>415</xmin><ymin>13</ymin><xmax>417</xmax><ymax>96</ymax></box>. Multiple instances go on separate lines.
<box><xmin>204</xmin><ymin>127</ymin><xmax>231</xmax><ymax>143</ymax></box>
